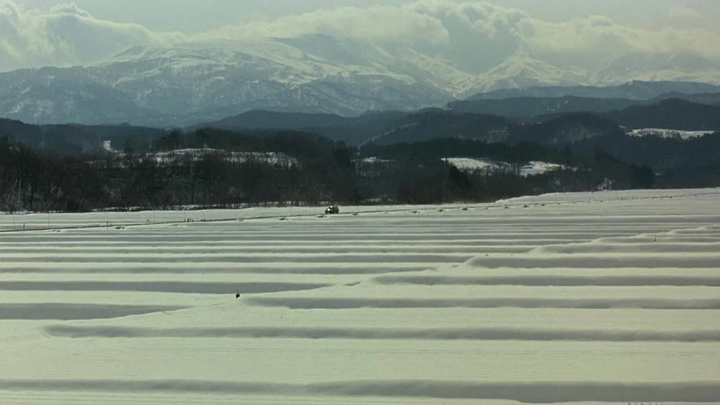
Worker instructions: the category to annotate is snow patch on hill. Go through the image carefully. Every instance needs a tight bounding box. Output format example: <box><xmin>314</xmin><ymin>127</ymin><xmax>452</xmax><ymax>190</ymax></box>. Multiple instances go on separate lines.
<box><xmin>106</xmin><ymin>148</ymin><xmax>299</xmax><ymax>167</ymax></box>
<box><xmin>444</xmin><ymin>157</ymin><xmax>567</xmax><ymax>177</ymax></box>
<box><xmin>630</xmin><ymin>128</ymin><xmax>715</xmax><ymax>140</ymax></box>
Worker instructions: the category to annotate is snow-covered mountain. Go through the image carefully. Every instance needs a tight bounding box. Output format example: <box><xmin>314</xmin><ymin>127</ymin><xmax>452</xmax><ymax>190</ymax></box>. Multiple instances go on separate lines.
<box><xmin>459</xmin><ymin>53</ymin><xmax>589</xmax><ymax>97</ymax></box>
<box><xmin>0</xmin><ymin>37</ymin><xmax>463</xmax><ymax>127</ymax></box>
<box><xmin>593</xmin><ymin>53</ymin><xmax>720</xmax><ymax>87</ymax></box>
<box><xmin>1</xmin><ymin>34</ymin><xmax>719</xmax><ymax>127</ymax></box>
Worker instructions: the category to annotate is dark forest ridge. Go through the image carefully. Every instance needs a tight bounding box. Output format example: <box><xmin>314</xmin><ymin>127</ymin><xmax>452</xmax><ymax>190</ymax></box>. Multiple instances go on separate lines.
<box><xmin>201</xmin><ymin>97</ymin><xmax>720</xmax><ymax>145</ymax></box>
<box><xmin>2</xmin><ymin>96</ymin><xmax>720</xmax><ymax>213</ymax></box>
<box><xmin>2</xmin><ymin>97</ymin><xmax>720</xmax><ymax>154</ymax></box>
<box><xmin>467</xmin><ymin>81</ymin><xmax>720</xmax><ymax>100</ymax></box>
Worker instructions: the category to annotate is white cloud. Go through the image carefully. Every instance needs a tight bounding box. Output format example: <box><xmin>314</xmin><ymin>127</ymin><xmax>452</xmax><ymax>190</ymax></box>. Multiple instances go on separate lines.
<box><xmin>194</xmin><ymin>0</ymin><xmax>720</xmax><ymax>74</ymax></box>
<box><xmin>0</xmin><ymin>1</ymin><xmax>184</xmax><ymax>72</ymax></box>
<box><xmin>528</xmin><ymin>14</ymin><xmax>720</xmax><ymax>71</ymax></box>
<box><xmin>0</xmin><ymin>0</ymin><xmax>719</xmax><ymax>82</ymax></box>
<box><xmin>196</xmin><ymin>4</ymin><xmax>450</xmax><ymax>46</ymax></box>
<box><xmin>668</xmin><ymin>5</ymin><xmax>703</xmax><ymax>20</ymax></box>
<box><xmin>402</xmin><ymin>1</ymin><xmax>534</xmax><ymax>73</ymax></box>
<box><xmin>196</xmin><ymin>1</ymin><xmax>534</xmax><ymax>74</ymax></box>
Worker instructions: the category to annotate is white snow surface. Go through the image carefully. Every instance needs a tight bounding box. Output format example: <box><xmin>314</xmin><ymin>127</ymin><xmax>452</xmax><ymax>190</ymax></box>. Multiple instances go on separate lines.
<box><xmin>444</xmin><ymin>158</ymin><xmax>567</xmax><ymax>177</ymax></box>
<box><xmin>102</xmin><ymin>140</ymin><xmax>114</xmax><ymax>152</ymax></box>
<box><xmin>2</xmin><ymin>188</ymin><xmax>720</xmax><ymax>404</ymax></box>
<box><xmin>443</xmin><ymin>157</ymin><xmax>497</xmax><ymax>171</ymax></box>
<box><xmin>151</xmin><ymin>149</ymin><xmax>298</xmax><ymax>166</ymax></box>
<box><xmin>630</xmin><ymin>128</ymin><xmax>715</xmax><ymax>140</ymax></box>
<box><xmin>519</xmin><ymin>161</ymin><xmax>567</xmax><ymax>177</ymax></box>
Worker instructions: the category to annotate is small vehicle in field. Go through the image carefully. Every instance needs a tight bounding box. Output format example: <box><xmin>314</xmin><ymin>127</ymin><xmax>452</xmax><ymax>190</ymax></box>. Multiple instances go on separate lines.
<box><xmin>325</xmin><ymin>205</ymin><xmax>340</xmax><ymax>214</ymax></box>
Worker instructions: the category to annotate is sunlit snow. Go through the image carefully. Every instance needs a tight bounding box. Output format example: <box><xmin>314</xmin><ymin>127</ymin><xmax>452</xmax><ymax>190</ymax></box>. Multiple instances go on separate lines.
<box><xmin>443</xmin><ymin>157</ymin><xmax>567</xmax><ymax>177</ymax></box>
<box><xmin>1</xmin><ymin>188</ymin><xmax>720</xmax><ymax>404</ymax></box>
<box><xmin>630</xmin><ymin>128</ymin><xmax>714</xmax><ymax>140</ymax></box>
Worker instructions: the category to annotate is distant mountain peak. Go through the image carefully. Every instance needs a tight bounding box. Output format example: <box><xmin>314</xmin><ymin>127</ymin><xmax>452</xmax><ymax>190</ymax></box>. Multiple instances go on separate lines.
<box><xmin>1</xmin><ymin>34</ymin><xmax>720</xmax><ymax>127</ymax></box>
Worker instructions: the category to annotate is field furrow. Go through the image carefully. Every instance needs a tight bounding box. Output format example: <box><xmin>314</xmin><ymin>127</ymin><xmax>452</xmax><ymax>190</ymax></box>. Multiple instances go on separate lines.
<box><xmin>1</xmin><ymin>188</ymin><xmax>719</xmax><ymax>404</ymax></box>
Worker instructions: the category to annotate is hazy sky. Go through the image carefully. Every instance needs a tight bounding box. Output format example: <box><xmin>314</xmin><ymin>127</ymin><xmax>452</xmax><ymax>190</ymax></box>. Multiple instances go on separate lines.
<box><xmin>2</xmin><ymin>0</ymin><xmax>719</xmax><ymax>73</ymax></box>
<box><xmin>14</xmin><ymin>0</ymin><xmax>719</xmax><ymax>34</ymax></box>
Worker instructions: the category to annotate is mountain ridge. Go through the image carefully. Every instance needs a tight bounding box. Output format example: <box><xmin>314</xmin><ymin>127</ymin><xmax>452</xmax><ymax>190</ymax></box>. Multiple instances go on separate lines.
<box><xmin>0</xmin><ymin>35</ymin><xmax>719</xmax><ymax>127</ymax></box>
<box><xmin>467</xmin><ymin>81</ymin><xmax>720</xmax><ymax>101</ymax></box>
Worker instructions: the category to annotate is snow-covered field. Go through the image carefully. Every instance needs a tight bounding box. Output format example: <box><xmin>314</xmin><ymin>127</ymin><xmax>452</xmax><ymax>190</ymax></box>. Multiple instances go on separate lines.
<box><xmin>2</xmin><ymin>189</ymin><xmax>720</xmax><ymax>404</ymax></box>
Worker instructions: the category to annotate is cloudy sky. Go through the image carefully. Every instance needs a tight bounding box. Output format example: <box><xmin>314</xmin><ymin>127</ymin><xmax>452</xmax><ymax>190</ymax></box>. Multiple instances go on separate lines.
<box><xmin>2</xmin><ymin>0</ymin><xmax>719</xmax><ymax>73</ymax></box>
<box><xmin>14</xmin><ymin>0</ymin><xmax>720</xmax><ymax>34</ymax></box>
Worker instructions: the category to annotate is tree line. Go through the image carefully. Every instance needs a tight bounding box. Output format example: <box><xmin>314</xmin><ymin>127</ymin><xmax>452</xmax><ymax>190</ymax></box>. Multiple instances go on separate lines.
<box><xmin>0</xmin><ymin>128</ymin><xmax>693</xmax><ymax>213</ymax></box>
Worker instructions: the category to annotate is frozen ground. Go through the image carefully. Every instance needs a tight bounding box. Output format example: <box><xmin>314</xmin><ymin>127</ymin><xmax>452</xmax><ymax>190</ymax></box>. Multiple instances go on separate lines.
<box><xmin>1</xmin><ymin>189</ymin><xmax>720</xmax><ymax>404</ymax></box>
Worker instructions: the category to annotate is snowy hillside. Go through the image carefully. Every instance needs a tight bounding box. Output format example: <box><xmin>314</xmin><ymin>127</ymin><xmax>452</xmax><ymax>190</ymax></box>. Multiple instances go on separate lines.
<box><xmin>458</xmin><ymin>53</ymin><xmax>589</xmax><ymax>97</ymax></box>
<box><xmin>1</xmin><ymin>34</ymin><xmax>719</xmax><ymax>127</ymax></box>
<box><xmin>1</xmin><ymin>188</ymin><xmax>720</xmax><ymax>404</ymax></box>
<box><xmin>443</xmin><ymin>157</ymin><xmax>567</xmax><ymax>177</ymax></box>
<box><xmin>630</xmin><ymin>128</ymin><xmax>715</xmax><ymax>140</ymax></box>
<box><xmin>150</xmin><ymin>148</ymin><xmax>298</xmax><ymax>166</ymax></box>
<box><xmin>2</xmin><ymin>0</ymin><xmax>720</xmax><ymax>127</ymax></box>
<box><xmin>442</xmin><ymin>157</ymin><xmax>497</xmax><ymax>171</ymax></box>
<box><xmin>0</xmin><ymin>40</ymin><xmax>458</xmax><ymax>126</ymax></box>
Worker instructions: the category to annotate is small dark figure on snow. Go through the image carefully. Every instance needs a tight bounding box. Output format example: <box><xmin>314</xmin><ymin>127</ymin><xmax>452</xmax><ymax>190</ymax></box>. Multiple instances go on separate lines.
<box><xmin>235</xmin><ymin>290</ymin><xmax>241</xmax><ymax>299</ymax></box>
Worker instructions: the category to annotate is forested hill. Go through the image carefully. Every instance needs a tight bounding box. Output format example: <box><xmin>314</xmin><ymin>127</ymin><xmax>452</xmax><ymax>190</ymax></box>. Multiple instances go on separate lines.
<box><xmin>606</xmin><ymin>99</ymin><xmax>720</xmax><ymax>130</ymax></box>
<box><xmin>3</xmin><ymin>97</ymin><xmax>720</xmax><ymax>159</ymax></box>
<box><xmin>3</xmin><ymin>118</ymin><xmax>720</xmax><ymax>213</ymax></box>
<box><xmin>0</xmin><ymin>118</ymin><xmax>167</xmax><ymax>155</ymax></box>
<box><xmin>204</xmin><ymin>98</ymin><xmax>720</xmax><ymax>145</ymax></box>
<box><xmin>0</xmin><ymin>128</ymin><xmax>658</xmax><ymax>213</ymax></box>
<box><xmin>466</xmin><ymin>81</ymin><xmax>720</xmax><ymax>100</ymax></box>
<box><xmin>446</xmin><ymin>96</ymin><xmax>639</xmax><ymax>118</ymax></box>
